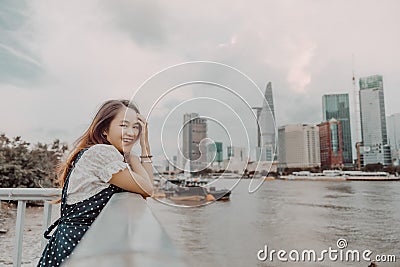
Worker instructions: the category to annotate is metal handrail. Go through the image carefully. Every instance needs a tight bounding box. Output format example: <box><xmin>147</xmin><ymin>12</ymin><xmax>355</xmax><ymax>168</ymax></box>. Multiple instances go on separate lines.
<box><xmin>1</xmin><ymin>189</ymin><xmax>187</xmax><ymax>267</ymax></box>
<box><xmin>0</xmin><ymin>188</ymin><xmax>61</xmax><ymax>267</ymax></box>
<box><xmin>64</xmin><ymin>192</ymin><xmax>187</xmax><ymax>267</ymax></box>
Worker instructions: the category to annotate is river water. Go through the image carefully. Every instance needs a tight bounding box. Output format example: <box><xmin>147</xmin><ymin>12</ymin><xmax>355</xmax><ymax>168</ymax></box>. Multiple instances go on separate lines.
<box><xmin>148</xmin><ymin>179</ymin><xmax>400</xmax><ymax>267</ymax></box>
<box><xmin>1</xmin><ymin>179</ymin><xmax>399</xmax><ymax>266</ymax></box>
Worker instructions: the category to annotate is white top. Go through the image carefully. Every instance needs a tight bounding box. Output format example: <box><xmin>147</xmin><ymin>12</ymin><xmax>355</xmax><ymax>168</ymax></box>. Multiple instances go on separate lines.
<box><xmin>66</xmin><ymin>144</ymin><xmax>129</xmax><ymax>205</ymax></box>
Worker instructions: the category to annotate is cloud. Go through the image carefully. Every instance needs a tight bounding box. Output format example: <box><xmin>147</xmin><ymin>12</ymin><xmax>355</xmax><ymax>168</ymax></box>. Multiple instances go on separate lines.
<box><xmin>0</xmin><ymin>0</ymin><xmax>399</xmax><ymax>161</ymax></box>
<box><xmin>102</xmin><ymin>0</ymin><xmax>167</xmax><ymax>47</ymax></box>
<box><xmin>285</xmin><ymin>37</ymin><xmax>316</xmax><ymax>93</ymax></box>
<box><xmin>0</xmin><ymin>42</ymin><xmax>42</xmax><ymax>67</ymax></box>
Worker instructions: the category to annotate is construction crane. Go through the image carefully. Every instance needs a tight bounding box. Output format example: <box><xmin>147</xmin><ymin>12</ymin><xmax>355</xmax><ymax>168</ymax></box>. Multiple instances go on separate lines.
<box><xmin>352</xmin><ymin>55</ymin><xmax>362</xmax><ymax>170</ymax></box>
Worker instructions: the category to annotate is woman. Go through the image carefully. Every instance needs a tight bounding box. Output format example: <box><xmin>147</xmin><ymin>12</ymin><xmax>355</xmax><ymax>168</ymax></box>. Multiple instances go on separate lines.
<box><xmin>37</xmin><ymin>99</ymin><xmax>154</xmax><ymax>266</ymax></box>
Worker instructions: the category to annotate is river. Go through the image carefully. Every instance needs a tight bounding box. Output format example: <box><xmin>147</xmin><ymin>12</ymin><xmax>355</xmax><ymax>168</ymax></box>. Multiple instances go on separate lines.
<box><xmin>1</xmin><ymin>179</ymin><xmax>399</xmax><ymax>266</ymax></box>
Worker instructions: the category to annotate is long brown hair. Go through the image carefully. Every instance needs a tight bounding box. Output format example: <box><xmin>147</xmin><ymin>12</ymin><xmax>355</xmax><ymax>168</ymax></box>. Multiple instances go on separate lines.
<box><xmin>56</xmin><ymin>99</ymin><xmax>141</xmax><ymax>191</ymax></box>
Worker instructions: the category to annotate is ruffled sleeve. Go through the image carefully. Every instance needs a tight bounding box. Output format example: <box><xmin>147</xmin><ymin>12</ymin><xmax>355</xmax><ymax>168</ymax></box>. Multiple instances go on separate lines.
<box><xmin>84</xmin><ymin>144</ymin><xmax>129</xmax><ymax>183</ymax></box>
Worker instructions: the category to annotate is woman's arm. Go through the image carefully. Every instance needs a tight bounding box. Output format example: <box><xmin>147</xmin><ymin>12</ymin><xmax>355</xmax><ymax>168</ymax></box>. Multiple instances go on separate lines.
<box><xmin>136</xmin><ymin>113</ymin><xmax>154</xmax><ymax>185</ymax></box>
<box><xmin>108</xmin><ymin>156</ymin><xmax>154</xmax><ymax>198</ymax></box>
<box><xmin>139</xmin><ymin>143</ymin><xmax>154</xmax><ymax>185</ymax></box>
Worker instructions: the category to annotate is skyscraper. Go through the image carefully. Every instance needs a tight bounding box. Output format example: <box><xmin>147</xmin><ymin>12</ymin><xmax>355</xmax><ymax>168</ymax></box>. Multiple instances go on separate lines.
<box><xmin>182</xmin><ymin>113</ymin><xmax>208</xmax><ymax>171</ymax></box>
<box><xmin>227</xmin><ymin>146</ymin><xmax>246</xmax><ymax>161</ymax></box>
<box><xmin>278</xmin><ymin>124</ymin><xmax>320</xmax><ymax>168</ymax></box>
<box><xmin>322</xmin><ymin>93</ymin><xmax>353</xmax><ymax>166</ymax></box>
<box><xmin>225</xmin><ymin>146</ymin><xmax>247</xmax><ymax>173</ymax></box>
<box><xmin>207</xmin><ymin>141</ymin><xmax>223</xmax><ymax>167</ymax></box>
<box><xmin>359</xmin><ymin>75</ymin><xmax>391</xmax><ymax>166</ymax></box>
<box><xmin>254</xmin><ymin>82</ymin><xmax>276</xmax><ymax>161</ymax></box>
<box><xmin>318</xmin><ymin>119</ymin><xmax>344</xmax><ymax>168</ymax></box>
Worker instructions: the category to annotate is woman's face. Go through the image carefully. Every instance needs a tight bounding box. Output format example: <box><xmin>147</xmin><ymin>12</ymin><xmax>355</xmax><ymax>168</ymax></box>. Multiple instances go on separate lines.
<box><xmin>105</xmin><ymin>107</ymin><xmax>140</xmax><ymax>153</ymax></box>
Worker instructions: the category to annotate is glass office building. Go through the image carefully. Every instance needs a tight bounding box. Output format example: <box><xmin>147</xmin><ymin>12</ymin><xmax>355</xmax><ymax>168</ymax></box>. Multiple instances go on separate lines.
<box><xmin>359</xmin><ymin>75</ymin><xmax>391</xmax><ymax>166</ymax></box>
<box><xmin>322</xmin><ymin>93</ymin><xmax>353</xmax><ymax>166</ymax></box>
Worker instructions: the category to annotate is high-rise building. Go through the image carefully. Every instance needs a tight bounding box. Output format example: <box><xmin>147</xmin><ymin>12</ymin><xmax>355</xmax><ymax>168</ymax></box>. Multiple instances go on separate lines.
<box><xmin>359</xmin><ymin>75</ymin><xmax>391</xmax><ymax>166</ymax></box>
<box><xmin>318</xmin><ymin>119</ymin><xmax>343</xmax><ymax>168</ymax></box>
<box><xmin>278</xmin><ymin>124</ymin><xmax>320</xmax><ymax>168</ymax></box>
<box><xmin>225</xmin><ymin>146</ymin><xmax>247</xmax><ymax>173</ymax></box>
<box><xmin>322</xmin><ymin>93</ymin><xmax>352</xmax><ymax>166</ymax></box>
<box><xmin>253</xmin><ymin>82</ymin><xmax>277</xmax><ymax>161</ymax></box>
<box><xmin>207</xmin><ymin>141</ymin><xmax>223</xmax><ymax>166</ymax></box>
<box><xmin>387</xmin><ymin>113</ymin><xmax>400</xmax><ymax>166</ymax></box>
<box><xmin>182</xmin><ymin>113</ymin><xmax>208</xmax><ymax>171</ymax></box>
<box><xmin>227</xmin><ymin>146</ymin><xmax>246</xmax><ymax>161</ymax></box>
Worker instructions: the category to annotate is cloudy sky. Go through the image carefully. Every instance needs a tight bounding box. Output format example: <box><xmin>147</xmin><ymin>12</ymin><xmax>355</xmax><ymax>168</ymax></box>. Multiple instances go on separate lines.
<box><xmin>1</xmin><ymin>0</ymin><xmax>399</xmax><ymax>162</ymax></box>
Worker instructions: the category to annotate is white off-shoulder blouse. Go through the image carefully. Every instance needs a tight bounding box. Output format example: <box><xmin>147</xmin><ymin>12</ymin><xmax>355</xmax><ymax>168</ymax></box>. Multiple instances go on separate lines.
<box><xmin>66</xmin><ymin>144</ymin><xmax>129</xmax><ymax>205</ymax></box>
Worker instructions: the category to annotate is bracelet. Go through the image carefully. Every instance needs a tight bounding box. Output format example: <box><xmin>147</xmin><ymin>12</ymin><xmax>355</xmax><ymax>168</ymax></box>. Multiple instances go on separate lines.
<box><xmin>141</xmin><ymin>159</ymin><xmax>152</xmax><ymax>163</ymax></box>
<box><xmin>140</xmin><ymin>155</ymin><xmax>153</xmax><ymax>158</ymax></box>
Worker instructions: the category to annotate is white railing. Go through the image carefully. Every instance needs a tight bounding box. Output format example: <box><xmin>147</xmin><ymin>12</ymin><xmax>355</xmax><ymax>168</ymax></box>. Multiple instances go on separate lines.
<box><xmin>0</xmin><ymin>188</ymin><xmax>61</xmax><ymax>267</ymax></box>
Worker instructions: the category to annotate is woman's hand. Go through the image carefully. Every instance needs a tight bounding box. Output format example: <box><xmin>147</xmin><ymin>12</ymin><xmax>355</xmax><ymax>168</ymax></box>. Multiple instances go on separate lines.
<box><xmin>134</xmin><ymin>114</ymin><xmax>154</xmax><ymax>192</ymax></box>
<box><xmin>137</xmin><ymin>113</ymin><xmax>150</xmax><ymax>155</ymax></box>
<box><xmin>128</xmin><ymin>154</ymin><xmax>142</xmax><ymax>168</ymax></box>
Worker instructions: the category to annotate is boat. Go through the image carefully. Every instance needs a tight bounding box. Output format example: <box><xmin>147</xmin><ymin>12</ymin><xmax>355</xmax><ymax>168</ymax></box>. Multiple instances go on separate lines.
<box><xmin>168</xmin><ymin>185</ymin><xmax>208</xmax><ymax>205</ymax></box>
<box><xmin>168</xmin><ymin>179</ymin><xmax>231</xmax><ymax>202</ymax></box>
<box><xmin>169</xmin><ymin>195</ymin><xmax>205</xmax><ymax>202</ymax></box>
<box><xmin>263</xmin><ymin>176</ymin><xmax>276</xmax><ymax>181</ymax></box>
<box><xmin>165</xmin><ymin>162</ymin><xmax>231</xmax><ymax>202</ymax></box>
<box><xmin>208</xmin><ymin>186</ymin><xmax>231</xmax><ymax>200</ymax></box>
<box><xmin>174</xmin><ymin>185</ymin><xmax>208</xmax><ymax>197</ymax></box>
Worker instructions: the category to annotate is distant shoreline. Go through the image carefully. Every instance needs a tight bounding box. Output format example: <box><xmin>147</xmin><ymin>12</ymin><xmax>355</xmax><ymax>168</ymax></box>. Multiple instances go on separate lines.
<box><xmin>277</xmin><ymin>175</ymin><xmax>400</xmax><ymax>181</ymax></box>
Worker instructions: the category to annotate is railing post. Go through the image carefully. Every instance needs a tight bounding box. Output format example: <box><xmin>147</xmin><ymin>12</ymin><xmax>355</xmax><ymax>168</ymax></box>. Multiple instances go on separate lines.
<box><xmin>41</xmin><ymin>201</ymin><xmax>53</xmax><ymax>250</ymax></box>
<box><xmin>0</xmin><ymin>188</ymin><xmax>62</xmax><ymax>266</ymax></box>
<box><xmin>13</xmin><ymin>200</ymin><xmax>26</xmax><ymax>267</ymax></box>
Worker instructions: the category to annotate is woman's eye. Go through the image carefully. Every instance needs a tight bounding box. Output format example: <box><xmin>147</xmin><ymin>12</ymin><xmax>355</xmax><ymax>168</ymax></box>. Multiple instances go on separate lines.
<box><xmin>120</xmin><ymin>124</ymin><xmax>128</xmax><ymax>127</ymax></box>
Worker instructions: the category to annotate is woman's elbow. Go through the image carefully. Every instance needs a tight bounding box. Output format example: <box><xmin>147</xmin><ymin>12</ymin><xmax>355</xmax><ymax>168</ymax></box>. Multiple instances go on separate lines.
<box><xmin>141</xmin><ymin>183</ymin><xmax>154</xmax><ymax>198</ymax></box>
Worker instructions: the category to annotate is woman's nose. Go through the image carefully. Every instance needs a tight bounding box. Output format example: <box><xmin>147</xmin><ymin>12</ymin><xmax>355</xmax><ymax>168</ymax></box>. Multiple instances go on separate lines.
<box><xmin>125</xmin><ymin>127</ymin><xmax>135</xmax><ymax>136</ymax></box>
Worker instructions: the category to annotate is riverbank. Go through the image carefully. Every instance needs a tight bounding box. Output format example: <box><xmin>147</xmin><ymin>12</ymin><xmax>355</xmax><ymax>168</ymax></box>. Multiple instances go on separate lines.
<box><xmin>278</xmin><ymin>175</ymin><xmax>400</xmax><ymax>181</ymax></box>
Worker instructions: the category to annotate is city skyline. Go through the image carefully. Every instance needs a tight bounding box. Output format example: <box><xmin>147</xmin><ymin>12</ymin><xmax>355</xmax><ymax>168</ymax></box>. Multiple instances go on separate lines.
<box><xmin>172</xmin><ymin>74</ymin><xmax>394</xmax><ymax>165</ymax></box>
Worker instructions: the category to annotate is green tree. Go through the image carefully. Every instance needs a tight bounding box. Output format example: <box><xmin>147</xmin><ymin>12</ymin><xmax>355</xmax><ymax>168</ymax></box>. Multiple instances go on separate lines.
<box><xmin>0</xmin><ymin>134</ymin><xmax>68</xmax><ymax>188</ymax></box>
